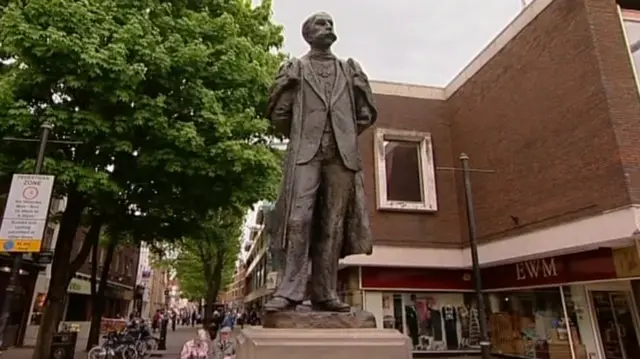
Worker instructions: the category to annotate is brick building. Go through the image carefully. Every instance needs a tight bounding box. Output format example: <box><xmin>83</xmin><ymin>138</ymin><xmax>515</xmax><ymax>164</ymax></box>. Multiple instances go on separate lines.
<box><xmin>334</xmin><ymin>0</ymin><xmax>640</xmax><ymax>358</ymax></box>
<box><xmin>243</xmin><ymin>202</ymin><xmax>271</xmax><ymax>309</ymax></box>
<box><xmin>243</xmin><ymin>1</ymin><xmax>640</xmax><ymax>359</ymax></box>
<box><xmin>219</xmin><ymin>263</ymin><xmax>247</xmax><ymax>309</ymax></box>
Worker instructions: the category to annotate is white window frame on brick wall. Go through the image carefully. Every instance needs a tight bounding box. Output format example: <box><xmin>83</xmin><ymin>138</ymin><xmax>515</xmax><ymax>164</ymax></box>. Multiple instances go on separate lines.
<box><xmin>621</xmin><ymin>8</ymin><xmax>640</xmax><ymax>95</ymax></box>
<box><xmin>373</xmin><ymin>128</ymin><xmax>437</xmax><ymax>212</ymax></box>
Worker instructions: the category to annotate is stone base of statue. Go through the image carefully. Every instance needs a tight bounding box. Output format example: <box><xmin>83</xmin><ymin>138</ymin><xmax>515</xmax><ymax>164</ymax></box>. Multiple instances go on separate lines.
<box><xmin>262</xmin><ymin>307</ymin><xmax>377</xmax><ymax>329</ymax></box>
<box><xmin>235</xmin><ymin>327</ymin><xmax>412</xmax><ymax>359</ymax></box>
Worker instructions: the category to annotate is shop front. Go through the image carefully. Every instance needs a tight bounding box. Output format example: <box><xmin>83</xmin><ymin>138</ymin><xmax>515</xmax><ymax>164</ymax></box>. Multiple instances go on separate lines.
<box><xmin>481</xmin><ymin>247</ymin><xmax>625</xmax><ymax>359</ymax></box>
<box><xmin>360</xmin><ymin>266</ymin><xmax>479</xmax><ymax>355</ymax></box>
<box><xmin>0</xmin><ymin>254</ymin><xmax>41</xmax><ymax>347</ymax></box>
<box><xmin>104</xmin><ymin>284</ymin><xmax>134</xmax><ymax>318</ymax></box>
<box><xmin>360</xmin><ymin>246</ymin><xmax>640</xmax><ymax>359</ymax></box>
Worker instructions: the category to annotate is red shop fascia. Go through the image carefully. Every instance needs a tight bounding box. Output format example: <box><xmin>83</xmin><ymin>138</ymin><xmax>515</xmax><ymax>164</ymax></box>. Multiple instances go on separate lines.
<box><xmin>360</xmin><ymin>248</ymin><xmax>629</xmax><ymax>292</ymax></box>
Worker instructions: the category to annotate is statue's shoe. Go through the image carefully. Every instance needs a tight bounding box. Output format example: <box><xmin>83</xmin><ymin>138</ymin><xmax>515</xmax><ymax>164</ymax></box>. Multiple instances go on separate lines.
<box><xmin>264</xmin><ymin>296</ymin><xmax>299</xmax><ymax>312</ymax></box>
<box><xmin>311</xmin><ymin>299</ymin><xmax>351</xmax><ymax>312</ymax></box>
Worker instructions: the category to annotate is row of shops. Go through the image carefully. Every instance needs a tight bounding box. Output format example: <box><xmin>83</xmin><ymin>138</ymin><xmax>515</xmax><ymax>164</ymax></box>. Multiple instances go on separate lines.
<box><xmin>335</xmin><ymin>245</ymin><xmax>640</xmax><ymax>359</ymax></box>
<box><xmin>0</xmin><ymin>253</ymin><xmax>137</xmax><ymax>348</ymax></box>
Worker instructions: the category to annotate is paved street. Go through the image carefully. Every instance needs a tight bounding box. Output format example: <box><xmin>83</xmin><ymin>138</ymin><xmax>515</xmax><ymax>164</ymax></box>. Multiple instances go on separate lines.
<box><xmin>2</xmin><ymin>326</ymin><xmax>495</xmax><ymax>359</ymax></box>
<box><xmin>1</xmin><ymin>325</ymin><xmax>198</xmax><ymax>359</ymax></box>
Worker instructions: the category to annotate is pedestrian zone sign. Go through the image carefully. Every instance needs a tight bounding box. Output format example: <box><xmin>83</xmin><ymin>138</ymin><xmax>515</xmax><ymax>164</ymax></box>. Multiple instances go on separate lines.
<box><xmin>0</xmin><ymin>174</ymin><xmax>55</xmax><ymax>252</ymax></box>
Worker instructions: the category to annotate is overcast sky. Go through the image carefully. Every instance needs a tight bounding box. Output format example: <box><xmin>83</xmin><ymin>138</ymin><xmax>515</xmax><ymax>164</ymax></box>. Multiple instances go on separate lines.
<box><xmin>260</xmin><ymin>0</ymin><xmax>531</xmax><ymax>87</ymax></box>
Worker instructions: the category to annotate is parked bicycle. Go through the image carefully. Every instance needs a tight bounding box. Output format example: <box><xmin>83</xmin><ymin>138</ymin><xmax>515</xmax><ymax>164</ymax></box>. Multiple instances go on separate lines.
<box><xmin>126</xmin><ymin>321</ymin><xmax>158</xmax><ymax>357</ymax></box>
<box><xmin>87</xmin><ymin>331</ymin><xmax>138</xmax><ymax>359</ymax></box>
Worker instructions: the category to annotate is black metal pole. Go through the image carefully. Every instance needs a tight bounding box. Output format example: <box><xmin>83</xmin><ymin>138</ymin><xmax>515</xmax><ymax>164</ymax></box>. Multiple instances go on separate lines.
<box><xmin>157</xmin><ymin>289</ymin><xmax>170</xmax><ymax>350</ymax></box>
<box><xmin>0</xmin><ymin>123</ymin><xmax>52</xmax><ymax>349</ymax></box>
<box><xmin>460</xmin><ymin>153</ymin><xmax>491</xmax><ymax>359</ymax></box>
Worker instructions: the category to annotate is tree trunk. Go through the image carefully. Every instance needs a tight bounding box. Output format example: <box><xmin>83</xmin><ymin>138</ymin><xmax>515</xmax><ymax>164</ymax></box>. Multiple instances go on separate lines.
<box><xmin>31</xmin><ymin>192</ymin><xmax>85</xmax><ymax>359</ymax></box>
<box><xmin>203</xmin><ymin>249</ymin><xmax>225</xmax><ymax>327</ymax></box>
<box><xmin>85</xmin><ymin>236</ymin><xmax>116</xmax><ymax>351</ymax></box>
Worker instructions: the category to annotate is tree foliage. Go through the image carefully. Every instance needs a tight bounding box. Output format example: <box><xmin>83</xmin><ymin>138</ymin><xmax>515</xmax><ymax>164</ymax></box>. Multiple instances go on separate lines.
<box><xmin>171</xmin><ymin>208</ymin><xmax>243</xmax><ymax>324</ymax></box>
<box><xmin>0</xmin><ymin>0</ymin><xmax>283</xmax><ymax>357</ymax></box>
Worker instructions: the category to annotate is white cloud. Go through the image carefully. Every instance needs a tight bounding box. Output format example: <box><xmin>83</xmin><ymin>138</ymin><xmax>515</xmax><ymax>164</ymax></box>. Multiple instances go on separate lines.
<box><xmin>261</xmin><ymin>0</ymin><xmax>530</xmax><ymax>86</ymax></box>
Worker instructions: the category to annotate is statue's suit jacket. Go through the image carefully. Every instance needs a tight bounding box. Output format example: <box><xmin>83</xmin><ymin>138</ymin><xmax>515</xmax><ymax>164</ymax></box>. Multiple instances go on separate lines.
<box><xmin>266</xmin><ymin>55</ymin><xmax>377</xmax><ymax>258</ymax></box>
<box><xmin>294</xmin><ymin>56</ymin><xmax>361</xmax><ymax>171</ymax></box>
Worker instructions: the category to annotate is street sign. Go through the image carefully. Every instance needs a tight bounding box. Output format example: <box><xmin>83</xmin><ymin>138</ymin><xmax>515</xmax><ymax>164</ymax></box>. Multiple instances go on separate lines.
<box><xmin>0</xmin><ymin>174</ymin><xmax>55</xmax><ymax>252</ymax></box>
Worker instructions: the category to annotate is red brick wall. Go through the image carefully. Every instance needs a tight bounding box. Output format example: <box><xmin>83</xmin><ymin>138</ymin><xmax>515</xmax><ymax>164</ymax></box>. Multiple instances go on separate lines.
<box><xmin>360</xmin><ymin>95</ymin><xmax>463</xmax><ymax>247</ymax></box>
<box><xmin>447</xmin><ymin>0</ymin><xmax>634</xmax><ymax>243</ymax></box>
<box><xmin>362</xmin><ymin>0</ymin><xmax>640</xmax><ymax>249</ymax></box>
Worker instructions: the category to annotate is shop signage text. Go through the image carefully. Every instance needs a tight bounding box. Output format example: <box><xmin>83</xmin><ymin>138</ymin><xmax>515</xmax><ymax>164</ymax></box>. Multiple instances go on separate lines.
<box><xmin>515</xmin><ymin>258</ymin><xmax>558</xmax><ymax>281</ymax></box>
<box><xmin>68</xmin><ymin>278</ymin><xmax>91</xmax><ymax>295</ymax></box>
<box><xmin>359</xmin><ymin>248</ymin><xmax>619</xmax><ymax>291</ymax></box>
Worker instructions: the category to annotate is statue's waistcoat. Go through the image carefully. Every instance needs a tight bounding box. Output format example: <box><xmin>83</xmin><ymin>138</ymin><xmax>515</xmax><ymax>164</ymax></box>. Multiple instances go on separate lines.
<box><xmin>296</xmin><ymin>57</ymin><xmax>359</xmax><ymax>171</ymax></box>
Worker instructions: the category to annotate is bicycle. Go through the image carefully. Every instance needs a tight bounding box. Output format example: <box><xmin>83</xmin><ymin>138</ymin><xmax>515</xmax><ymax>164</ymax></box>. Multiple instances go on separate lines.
<box><xmin>87</xmin><ymin>331</ymin><xmax>138</xmax><ymax>359</ymax></box>
<box><xmin>125</xmin><ymin>321</ymin><xmax>157</xmax><ymax>358</ymax></box>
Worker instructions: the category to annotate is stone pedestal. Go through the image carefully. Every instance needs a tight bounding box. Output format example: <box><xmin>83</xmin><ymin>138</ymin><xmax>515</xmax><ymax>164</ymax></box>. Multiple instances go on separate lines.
<box><xmin>236</xmin><ymin>327</ymin><xmax>412</xmax><ymax>359</ymax></box>
<box><xmin>262</xmin><ymin>309</ymin><xmax>377</xmax><ymax>329</ymax></box>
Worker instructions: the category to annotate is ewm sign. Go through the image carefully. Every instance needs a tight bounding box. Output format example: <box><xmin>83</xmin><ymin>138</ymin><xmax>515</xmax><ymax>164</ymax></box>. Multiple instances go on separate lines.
<box><xmin>515</xmin><ymin>258</ymin><xmax>559</xmax><ymax>281</ymax></box>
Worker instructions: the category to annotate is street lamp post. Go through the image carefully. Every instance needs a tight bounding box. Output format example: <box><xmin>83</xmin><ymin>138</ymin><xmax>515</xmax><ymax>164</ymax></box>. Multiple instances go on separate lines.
<box><xmin>436</xmin><ymin>153</ymin><xmax>495</xmax><ymax>359</ymax></box>
<box><xmin>459</xmin><ymin>154</ymin><xmax>491</xmax><ymax>359</ymax></box>
<box><xmin>0</xmin><ymin>122</ymin><xmax>52</xmax><ymax>348</ymax></box>
<box><xmin>0</xmin><ymin>123</ymin><xmax>81</xmax><ymax>349</ymax></box>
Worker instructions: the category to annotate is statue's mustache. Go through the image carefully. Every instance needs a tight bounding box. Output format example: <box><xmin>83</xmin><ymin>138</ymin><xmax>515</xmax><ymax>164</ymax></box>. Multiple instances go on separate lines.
<box><xmin>318</xmin><ymin>32</ymin><xmax>336</xmax><ymax>41</ymax></box>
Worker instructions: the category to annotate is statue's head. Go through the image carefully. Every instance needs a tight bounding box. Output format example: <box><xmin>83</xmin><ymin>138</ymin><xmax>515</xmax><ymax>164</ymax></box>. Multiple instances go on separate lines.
<box><xmin>301</xmin><ymin>12</ymin><xmax>337</xmax><ymax>50</ymax></box>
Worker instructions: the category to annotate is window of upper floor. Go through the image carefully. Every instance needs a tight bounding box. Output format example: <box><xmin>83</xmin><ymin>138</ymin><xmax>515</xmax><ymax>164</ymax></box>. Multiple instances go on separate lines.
<box><xmin>373</xmin><ymin>128</ymin><xmax>438</xmax><ymax>212</ymax></box>
<box><xmin>622</xmin><ymin>9</ymin><xmax>640</xmax><ymax>88</ymax></box>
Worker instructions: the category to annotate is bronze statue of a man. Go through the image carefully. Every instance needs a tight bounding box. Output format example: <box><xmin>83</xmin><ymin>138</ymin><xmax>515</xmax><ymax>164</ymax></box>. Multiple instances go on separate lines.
<box><xmin>264</xmin><ymin>12</ymin><xmax>377</xmax><ymax>312</ymax></box>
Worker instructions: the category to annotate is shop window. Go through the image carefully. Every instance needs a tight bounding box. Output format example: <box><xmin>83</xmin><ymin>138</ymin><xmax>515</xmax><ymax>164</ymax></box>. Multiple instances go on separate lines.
<box><xmin>64</xmin><ymin>293</ymin><xmax>89</xmax><ymax>322</ymax></box>
<box><xmin>622</xmin><ymin>10</ymin><xmax>640</xmax><ymax>87</ymax></box>
<box><xmin>378</xmin><ymin>292</ymin><xmax>478</xmax><ymax>353</ymax></box>
<box><xmin>373</xmin><ymin>128</ymin><xmax>437</xmax><ymax>212</ymax></box>
<box><xmin>30</xmin><ymin>292</ymin><xmax>47</xmax><ymax>325</ymax></box>
<box><xmin>488</xmin><ymin>288</ymin><xmax>576</xmax><ymax>359</ymax></box>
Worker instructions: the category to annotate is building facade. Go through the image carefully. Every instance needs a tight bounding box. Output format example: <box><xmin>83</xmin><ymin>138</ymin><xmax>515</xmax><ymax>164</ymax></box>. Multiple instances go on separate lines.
<box><xmin>134</xmin><ymin>243</ymin><xmax>152</xmax><ymax>318</ymax></box>
<box><xmin>147</xmin><ymin>264</ymin><xmax>169</xmax><ymax>318</ymax></box>
<box><xmin>24</xmin><ymin>215</ymin><xmax>140</xmax><ymax>346</ymax></box>
<box><xmin>339</xmin><ymin>1</ymin><xmax>640</xmax><ymax>358</ymax></box>
<box><xmin>243</xmin><ymin>202</ymin><xmax>273</xmax><ymax>310</ymax></box>
<box><xmin>242</xmin><ymin>1</ymin><xmax>640</xmax><ymax>359</ymax></box>
<box><xmin>219</xmin><ymin>263</ymin><xmax>247</xmax><ymax>309</ymax></box>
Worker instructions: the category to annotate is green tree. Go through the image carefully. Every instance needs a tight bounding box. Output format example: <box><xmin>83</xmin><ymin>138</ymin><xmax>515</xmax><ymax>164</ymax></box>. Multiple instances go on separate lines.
<box><xmin>0</xmin><ymin>0</ymin><xmax>283</xmax><ymax>357</ymax></box>
<box><xmin>173</xmin><ymin>208</ymin><xmax>243</xmax><ymax>326</ymax></box>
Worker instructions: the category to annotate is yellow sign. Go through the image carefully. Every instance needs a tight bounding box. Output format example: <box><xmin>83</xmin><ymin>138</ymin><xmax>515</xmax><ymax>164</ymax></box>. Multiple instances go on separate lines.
<box><xmin>0</xmin><ymin>240</ymin><xmax>42</xmax><ymax>252</ymax></box>
<box><xmin>613</xmin><ymin>246</ymin><xmax>640</xmax><ymax>278</ymax></box>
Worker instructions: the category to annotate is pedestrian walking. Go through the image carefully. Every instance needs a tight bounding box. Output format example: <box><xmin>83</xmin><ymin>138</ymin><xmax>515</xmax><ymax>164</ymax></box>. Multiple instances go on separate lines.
<box><xmin>171</xmin><ymin>310</ymin><xmax>177</xmax><ymax>332</ymax></box>
<box><xmin>212</xmin><ymin>327</ymin><xmax>235</xmax><ymax>359</ymax></box>
<box><xmin>180</xmin><ymin>328</ymin><xmax>209</xmax><ymax>359</ymax></box>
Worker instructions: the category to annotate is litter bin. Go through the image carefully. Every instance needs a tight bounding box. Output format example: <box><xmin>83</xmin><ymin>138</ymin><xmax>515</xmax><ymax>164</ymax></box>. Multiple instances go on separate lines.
<box><xmin>50</xmin><ymin>331</ymin><xmax>77</xmax><ymax>359</ymax></box>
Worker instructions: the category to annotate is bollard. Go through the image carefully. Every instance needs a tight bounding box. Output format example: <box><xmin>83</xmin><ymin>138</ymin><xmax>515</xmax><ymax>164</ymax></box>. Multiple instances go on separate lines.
<box><xmin>157</xmin><ymin>318</ymin><xmax>168</xmax><ymax>350</ymax></box>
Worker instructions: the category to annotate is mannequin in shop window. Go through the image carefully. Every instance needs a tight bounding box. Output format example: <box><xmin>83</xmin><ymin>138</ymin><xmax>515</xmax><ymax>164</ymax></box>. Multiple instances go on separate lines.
<box><xmin>442</xmin><ymin>304</ymin><xmax>458</xmax><ymax>350</ymax></box>
<box><xmin>469</xmin><ymin>304</ymin><xmax>480</xmax><ymax>346</ymax></box>
<box><xmin>426</xmin><ymin>300</ymin><xmax>444</xmax><ymax>350</ymax></box>
<box><xmin>458</xmin><ymin>305</ymin><xmax>470</xmax><ymax>348</ymax></box>
<box><xmin>405</xmin><ymin>295</ymin><xmax>420</xmax><ymax>347</ymax></box>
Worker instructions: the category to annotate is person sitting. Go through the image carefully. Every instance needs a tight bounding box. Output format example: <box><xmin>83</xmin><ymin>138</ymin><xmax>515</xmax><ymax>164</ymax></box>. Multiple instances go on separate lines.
<box><xmin>180</xmin><ymin>329</ymin><xmax>209</xmax><ymax>359</ymax></box>
<box><xmin>212</xmin><ymin>326</ymin><xmax>235</xmax><ymax>359</ymax></box>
